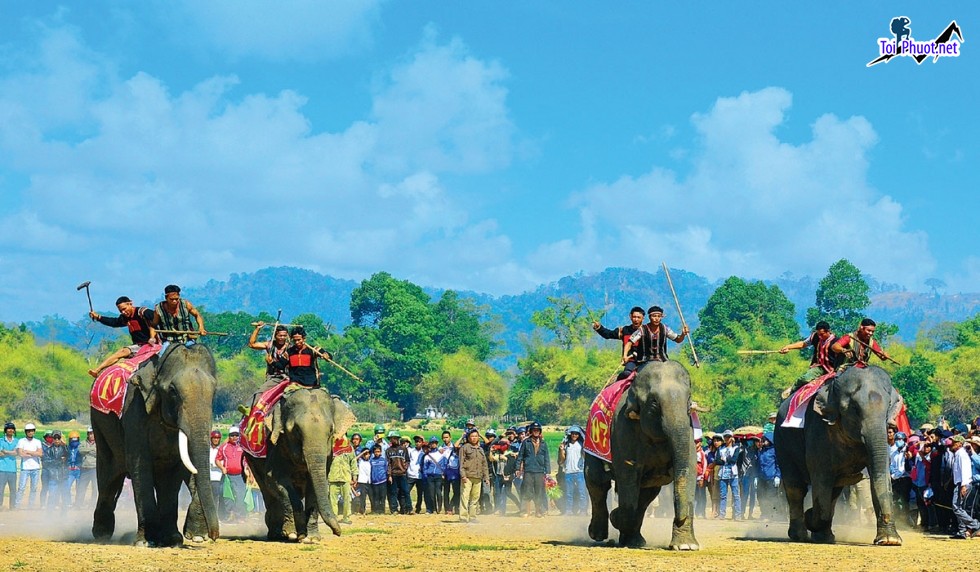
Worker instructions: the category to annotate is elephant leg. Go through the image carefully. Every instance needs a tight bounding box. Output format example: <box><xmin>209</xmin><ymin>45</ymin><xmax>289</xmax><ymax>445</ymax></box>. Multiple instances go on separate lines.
<box><xmin>155</xmin><ymin>469</ymin><xmax>185</xmax><ymax>547</ymax></box>
<box><xmin>868</xmin><ymin>472</ymin><xmax>902</xmax><ymax>546</ymax></box>
<box><xmin>303</xmin><ymin>487</ymin><xmax>320</xmax><ymax>543</ymax></box>
<box><xmin>585</xmin><ymin>464</ymin><xmax>611</xmax><ymax>542</ymax></box>
<box><xmin>670</xmin><ymin>472</ymin><xmax>699</xmax><ymax>551</ymax></box>
<box><xmin>808</xmin><ymin>484</ymin><xmax>841</xmax><ymax>544</ymax></box>
<box><xmin>92</xmin><ymin>466</ymin><xmax>126</xmax><ymax>541</ymax></box>
<box><xmin>784</xmin><ymin>481</ymin><xmax>809</xmax><ymax>542</ymax></box>
<box><xmin>618</xmin><ymin>485</ymin><xmax>658</xmax><ymax>548</ymax></box>
<box><xmin>128</xmin><ymin>455</ymin><xmax>160</xmax><ymax>547</ymax></box>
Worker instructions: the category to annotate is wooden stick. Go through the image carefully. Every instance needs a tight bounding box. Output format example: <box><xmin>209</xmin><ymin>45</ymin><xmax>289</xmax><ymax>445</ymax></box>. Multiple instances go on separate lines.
<box><xmin>251</xmin><ymin>322</ymin><xmax>304</xmax><ymax>328</ymax></box>
<box><xmin>303</xmin><ymin>344</ymin><xmax>366</xmax><ymax>384</ymax></box>
<box><xmin>155</xmin><ymin>329</ymin><xmax>230</xmax><ymax>336</ymax></box>
<box><xmin>662</xmin><ymin>262</ymin><xmax>700</xmax><ymax>368</ymax></box>
<box><xmin>736</xmin><ymin>350</ymin><xmax>781</xmax><ymax>355</ymax></box>
<box><xmin>849</xmin><ymin>335</ymin><xmax>902</xmax><ymax>366</ymax></box>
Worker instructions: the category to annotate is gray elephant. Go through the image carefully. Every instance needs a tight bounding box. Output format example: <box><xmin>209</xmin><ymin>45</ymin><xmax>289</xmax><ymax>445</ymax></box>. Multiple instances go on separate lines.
<box><xmin>91</xmin><ymin>343</ymin><xmax>220</xmax><ymax>546</ymax></box>
<box><xmin>585</xmin><ymin>361</ymin><xmax>699</xmax><ymax>550</ymax></box>
<box><xmin>774</xmin><ymin>364</ymin><xmax>903</xmax><ymax>545</ymax></box>
<box><xmin>245</xmin><ymin>387</ymin><xmax>356</xmax><ymax>542</ymax></box>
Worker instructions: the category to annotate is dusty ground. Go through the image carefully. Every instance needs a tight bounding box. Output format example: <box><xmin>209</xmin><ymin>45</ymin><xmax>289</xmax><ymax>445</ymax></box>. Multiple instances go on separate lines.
<box><xmin>0</xmin><ymin>505</ymin><xmax>968</xmax><ymax>572</ymax></box>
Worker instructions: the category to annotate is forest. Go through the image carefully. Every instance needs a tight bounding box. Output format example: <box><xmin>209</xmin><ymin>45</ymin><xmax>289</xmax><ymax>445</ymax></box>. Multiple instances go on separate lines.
<box><xmin>2</xmin><ymin>260</ymin><xmax>978</xmax><ymax>430</ymax></box>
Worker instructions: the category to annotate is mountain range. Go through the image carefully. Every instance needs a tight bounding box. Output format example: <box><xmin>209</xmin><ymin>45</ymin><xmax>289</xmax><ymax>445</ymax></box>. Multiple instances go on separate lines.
<box><xmin>25</xmin><ymin>266</ymin><xmax>980</xmax><ymax>367</ymax></box>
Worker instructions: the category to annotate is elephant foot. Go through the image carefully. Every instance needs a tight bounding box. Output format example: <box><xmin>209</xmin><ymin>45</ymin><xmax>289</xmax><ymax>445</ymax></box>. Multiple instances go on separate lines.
<box><xmin>133</xmin><ymin>539</ymin><xmax>150</xmax><ymax>548</ymax></box>
<box><xmin>287</xmin><ymin>532</ymin><xmax>299</xmax><ymax>542</ymax></box>
<box><xmin>669</xmin><ymin>527</ymin><xmax>700</xmax><ymax>551</ymax></box>
<box><xmin>92</xmin><ymin>525</ymin><xmax>113</xmax><ymax>542</ymax></box>
<box><xmin>323</xmin><ymin>516</ymin><xmax>342</xmax><ymax>537</ymax></box>
<box><xmin>788</xmin><ymin>519</ymin><xmax>810</xmax><ymax>542</ymax></box>
<box><xmin>588</xmin><ymin>517</ymin><xmax>609</xmax><ymax>542</ymax></box>
<box><xmin>620</xmin><ymin>533</ymin><xmax>646</xmax><ymax>548</ymax></box>
<box><xmin>301</xmin><ymin>535</ymin><xmax>319</xmax><ymax>544</ymax></box>
<box><xmin>811</xmin><ymin>529</ymin><xmax>835</xmax><ymax>544</ymax></box>
<box><xmin>874</xmin><ymin>522</ymin><xmax>903</xmax><ymax>546</ymax></box>
<box><xmin>187</xmin><ymin>534</ymin><xmax>206</xmax><ymax>543</ymax></box>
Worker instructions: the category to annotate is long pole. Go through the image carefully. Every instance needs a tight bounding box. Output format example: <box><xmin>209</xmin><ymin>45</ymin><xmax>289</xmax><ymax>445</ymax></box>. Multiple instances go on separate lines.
<box><xmin>155</xmin><ymin>329</ymin><xmax>230</xmax><ymax>336</ymax></box>
<box><xmin>304</xmin><ymin>343</ymin><xmax>366</xmax><ymax>384</ymax></box>
<box><xmin>662</xmin><ymin>262</ymin><xmax>700</xmax><ymax>368</ymax></box>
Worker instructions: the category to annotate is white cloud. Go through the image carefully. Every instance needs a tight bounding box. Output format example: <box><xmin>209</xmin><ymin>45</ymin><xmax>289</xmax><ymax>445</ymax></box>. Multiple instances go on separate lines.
<box><xmin>542</xmin><ymin>87</ymin><xmax>935</xmax><ymax>288</ymax></box>
<box><xmin>167</xmin><ymin>0</ymin><xmax>383</xmax><ymax>61</ymax></box>
<box><xmin>0</xmin><ymin>23</ymin><xmax>522</xmax><ymax>321</ymax></box>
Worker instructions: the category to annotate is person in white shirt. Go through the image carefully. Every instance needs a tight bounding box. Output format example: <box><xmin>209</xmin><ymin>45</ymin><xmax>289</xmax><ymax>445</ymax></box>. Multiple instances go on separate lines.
<box><xmin>15</xmin><ymin>423</ymin><xmax>44</xmax><ymax>508</ymax></box>
<box><xmin>558</xmin><ymin>426</ymin><xmax>587</xmax><ymax>515</ymax></box>
<box><xmin>949</xmin><ymin>435</ymin><xmax>979</xmax><ymax>539</ymax></box>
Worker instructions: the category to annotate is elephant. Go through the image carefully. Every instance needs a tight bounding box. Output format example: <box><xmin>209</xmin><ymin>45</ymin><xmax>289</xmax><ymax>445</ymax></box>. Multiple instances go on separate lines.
<box><xmin>774</xmin><ymin>364</ymin><xmax>903</xmax><ymax>546</ymax></box>
<box><xmin>245</xmin><ymin>386</ymin><xmax>356</xmax><ymax>542</ymax></box>
<box><xmin>585</xmin><ymin>360</ymin><xmax>699</xmax><ymax>550</ymax></box>
<box><xmin>91</xmin><ymin>343</ymin><xmax>220</xmax><ymax>546</ymax></box>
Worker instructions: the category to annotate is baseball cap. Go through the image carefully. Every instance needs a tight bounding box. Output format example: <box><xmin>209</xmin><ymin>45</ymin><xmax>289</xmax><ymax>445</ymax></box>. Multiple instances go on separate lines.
<box><xmin>428</xmin><ymin>436</ymin><xmax>439</xmax><ymax>444</ymax></box>
<box><xmin>465</xmin><ymin>418</ymin><xmax>476</xmax><ymax>426</ymax></box>
<box><xmin>210</xmin><ymin>430</ymin><xmax>222</xmax><ymax>438</ymax></box>
<box><xmin>768</xmin><ymin>411</ymin><xmax>778</xmax><ymax>419</ymax></box>
<box><xmin>52</xmin><ymin>431</ymin><xmax>63</xmax><ymax>439</ymax></box>
<box><xmin>722</xmin><ymin>429</ymin><xmax>734</xmax><ymax>437</ymax></box>
<box><xmin>951</xmin><ymin>434</ymin><xmax>965</xmax><ymax>444</ymax></box>
<box><xmin>228</xmin><ymin>426</ymin><xmax>241</xmax><ymax>435</ymax></box>
<box><xmin>25</xmin><ymin>423</ymin><xmax>36</xmax><ymax>431</ymax></box>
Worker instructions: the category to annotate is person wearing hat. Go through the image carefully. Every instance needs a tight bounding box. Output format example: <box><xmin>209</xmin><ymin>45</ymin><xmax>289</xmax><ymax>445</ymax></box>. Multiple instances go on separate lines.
<box><xmin>439</xmin><ymin>430</ymin><xmax>461</xmax><ymax>515</ymax></box>
<box><xmin>15</xmin><ymin>423</ymin><xmax>44</xmax><ymax>508</ymax></box>
<box><xmin>421</xmin><ymin>437</ymin><xmax>446</xmax><ymax>514</ymax></box>
<box><xmin>328</xmin><ymin>435</ymin><xmax>357</xmax><ymax>525</ymax></box>
<box><xmin>779</xmin><ymin>321</ymin><xmax>836</xmax><ymax>399</ymax></box>
<box><xmin>516</xmin><ymin>421</ymin><xmax>550</xmax><ymax>518</ymax></box>
<box><xmin>558</xmin><ymin>426</ymin><xmax>587</xmax><ymax>516</ymax></box>
<box><xmin>949</xmin><ymin>434</ymin><xmax>980</xmax><ymax>538</ymax></box>
<box><xmin>889</xmin><ymin>431</ymin><xmax>914</xmax><ymax>526</ymax></box>
<box><xmin>216</xmin><ymin>426</ymin><xmax>247</xmax><ymax>523</ymax></box>
<box><xmin>763</xmin><ymin>412</ymin><xmax>777</xmax><ymax>434</ymax></box>
<box><xmin>385</xmin><ymin>430</ymin><xmax>411</xmax><ymax>514</ymax></box>
<box><xmin>459</xmin><ymin>428</ymin><xmax>490</xmax><ymax>523</ymax></box>
<box><xmin>715</xmin><ymin>430</ymin><xmax>742</xmax><ymax>520</ymax></box>
<box><xmin>65</xmin><ymin>431</ymin><xmax>83</xmax><ymax>508</ymax></box>
<box><xmin>592</xmin><ymin>306</ymin><xmax>645</xmax><ymax>380</ymax></box>
<box><xmin>1</xmin><ymin>422</ymin><xmax>18</xmax><ymax>509</ymax></box>
<box><xmin>74</xmin><ymin>427</ymin><xmax>98</xmax><ymax>509</ymax></box>
<box><xmin>756</xmin><ymin>432</ymin><xmax>781</xmax><ymax>521</ymax></box>
<box><xmin>370</xmin><ymin>424</ymin><xmax>389</xmax><ymax>453</ymax></box>
<box><xmin>41</xmin><ymin>430</ymin><xmax>69</xmax><ymax>511</ymax></box>
<box><xmin>88</xmin><ymin>296</ymin><xmax>158</xmax><ymax>378</ymax></box>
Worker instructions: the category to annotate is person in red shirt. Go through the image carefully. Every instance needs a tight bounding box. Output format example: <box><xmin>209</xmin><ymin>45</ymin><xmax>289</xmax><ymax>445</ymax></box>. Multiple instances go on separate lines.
<box><xmin>831</xmin><ymin>318</ymin><xmax>894</xmax><ymax>368</ymax></box>
<box><xmin>215</xmin><ymin>426</ymin><xmax>246</xmax><ymax>523</ymax></box>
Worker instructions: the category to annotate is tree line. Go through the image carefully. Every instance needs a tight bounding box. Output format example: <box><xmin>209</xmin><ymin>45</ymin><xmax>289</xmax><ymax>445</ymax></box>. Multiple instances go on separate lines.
<box><xmin>2</xmin><ymin>260</ymin><xmax>978</xmax><ymax>428</ymax></box>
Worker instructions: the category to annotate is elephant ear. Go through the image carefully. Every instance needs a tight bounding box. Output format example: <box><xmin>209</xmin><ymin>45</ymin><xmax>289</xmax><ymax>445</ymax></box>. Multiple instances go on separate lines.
<box><xmin>266</xmin><ymin>401</ymin><xmax>283</xmax><ymax>446</ymax></box>
<box><xmin>330</xmin><ymin>396</ymin><xmax>357</xmax><ymax>440</ymax></box>
<box><xmin>886</xmin><ymin>386</ymin><xmax>906</xmax><ymax>428</ymax></box>
<box><xmin>132</xmin><ymin>360</ymin><xmax>160</xmax><ymax>415</ymax></box>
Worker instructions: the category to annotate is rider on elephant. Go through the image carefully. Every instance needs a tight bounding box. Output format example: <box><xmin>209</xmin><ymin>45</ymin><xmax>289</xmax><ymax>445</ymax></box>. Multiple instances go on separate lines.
<box><xmin>88</xmin><ymin>296</ymin><xmax>158</xmax><ymax>378</ymax></box>
<box><xmin>592</xmin><ymin>306</ymin><xmax>645</xmax><ymax>380</ymax></box>
<box><xmin>249</xmin><ymin>322</ymin><xmax>291</xmax><ymax>390</ymax></box>
<box><xmin>152</xmin><ymin>284</ymin><xmax>207</xmax><ymax>342</ymax></box>
<box><xmin>286</xmin><ymin>326</ymin><xmax>332</xmax><ymax>388</ymax></box>
<box><xmin>831</xmin><ymin>318</ymin><xmax>894</xmax><ymax>368</ymax></box>
<box><xmin>620</xmin><ymin>306</ymin><xmax>688</xmax><ymax>419</ymax></box>
<box><xmin>778</xmin><ymin>321</ymin><xmax>835</xmax><ymax>399</ymax></box>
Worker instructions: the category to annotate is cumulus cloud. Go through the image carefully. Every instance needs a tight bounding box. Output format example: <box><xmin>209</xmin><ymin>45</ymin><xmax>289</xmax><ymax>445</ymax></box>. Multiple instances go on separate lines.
<box><xmin>542</xmin><ymin>87</ymin><xmax>936</xmax><ymax>288</ymax></box>
<box><xmin>165</xmin><ymin>0</ymin><xmax>383</xmax><ymax>61</ymax></box>
<box><xmin>0</xmin><ymin>23</ymin><xmax>519</xmax><ymax>321</ymax></box>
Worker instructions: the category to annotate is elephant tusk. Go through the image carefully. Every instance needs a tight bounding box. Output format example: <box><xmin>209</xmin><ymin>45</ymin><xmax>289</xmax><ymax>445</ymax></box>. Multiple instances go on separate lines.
<box><xmin>179</xmin><ymin>430</ymin><xmax>198</xmax><ymax>475</ymax></box>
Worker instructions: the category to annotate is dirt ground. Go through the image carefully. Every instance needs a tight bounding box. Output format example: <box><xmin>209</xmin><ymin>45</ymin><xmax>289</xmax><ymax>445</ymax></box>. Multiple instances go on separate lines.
<box><xmin>0</xmin><ymin>505</ymin><xmax>968</xmax><ymax>572</ymax></box>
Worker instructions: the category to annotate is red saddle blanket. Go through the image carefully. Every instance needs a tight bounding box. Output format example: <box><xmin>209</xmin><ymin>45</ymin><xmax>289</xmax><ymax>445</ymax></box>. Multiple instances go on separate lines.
<box><xmin>583</xmin><ymin>377</ymin><xmax>632</xmax><ymax>463</ymax></box>
<box><xmin>90</xmin><ymin>343</ymin><xmax>162</xmax><ymax>417</ymax></box>
<box><xmin>781</xmin><ymin>371</ymin><xmax>836</xmax><ymax>429</ymax></box>
<box><xmin>240</xmin><ymin>380</ymin><xmax>303</xmax><ymax>458</ymax></box>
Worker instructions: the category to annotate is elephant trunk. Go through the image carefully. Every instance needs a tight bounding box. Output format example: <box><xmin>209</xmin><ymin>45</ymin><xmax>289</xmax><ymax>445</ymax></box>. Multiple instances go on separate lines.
<box><xmin>305</xmin><ymin>443</ymin><xmax>342</xmax><ymax>537</ymax></box>
<box><xmin>179</xmin><ymin>410</ymin><xmax>220</xmax><ymax>541</ymax></box>
<box><xmin>864</xmin><ymin>424</ymin><xmax>895</xmax><ymax>518</ymax></box>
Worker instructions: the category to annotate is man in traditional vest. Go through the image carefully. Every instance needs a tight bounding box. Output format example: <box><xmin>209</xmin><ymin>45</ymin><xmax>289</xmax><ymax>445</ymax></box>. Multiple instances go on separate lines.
<box><xmin>592</xmin><ymin>306</ymin><xmax>644</xmax><ymax>380</ymax></box>
<box><xmin>830</xmin><ymin>318</ymin><xmax>894</xmax><ymax>368</ymax></box>
<box><xmin>619</xmin><ymin>306</ymin><xmax>688</xmax><ymax>419</ymax></box>
<box><xmin>88</xmin><ymin>296</ymin><xmax>158</xmax><ymax>377</ymax></box>
<box><xmin>778</xmin><ymin>321</ymin><xmax>835</xmax><ymax>399</ymax></box>
<box><xmin>152</xmin><ymin>284</ymin><xmax>207</xmax><ymax>342</ymax></box>
<box><xmin>622</xmin><ymin>306</ymin><xmax>688</xmax><ymax>366</ymax></box>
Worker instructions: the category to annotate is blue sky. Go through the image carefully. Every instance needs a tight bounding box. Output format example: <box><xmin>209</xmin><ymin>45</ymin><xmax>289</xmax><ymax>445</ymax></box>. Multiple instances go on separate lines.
<box><xmin>0</xmin><ymin>2</ymin><xmax>976</xmax><ymax>322</ymax></box>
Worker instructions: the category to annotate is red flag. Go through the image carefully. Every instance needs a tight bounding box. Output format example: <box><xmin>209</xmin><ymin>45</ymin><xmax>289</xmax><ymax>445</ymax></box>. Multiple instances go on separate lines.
<box><xmin>895</xmin><ymin>403</ymin><xmax>912</xmax><ymax>436</ymax></box>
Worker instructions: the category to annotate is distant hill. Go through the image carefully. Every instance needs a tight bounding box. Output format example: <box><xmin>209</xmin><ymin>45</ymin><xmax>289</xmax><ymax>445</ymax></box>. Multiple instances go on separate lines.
<box><xmin>24</xmin><ymin>266</ymin><xmax>980</xmax><ymax>366</ymax></box>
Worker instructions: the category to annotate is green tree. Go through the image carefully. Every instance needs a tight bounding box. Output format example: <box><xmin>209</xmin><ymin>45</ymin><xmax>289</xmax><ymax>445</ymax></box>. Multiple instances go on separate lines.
<box><xmin>347</xmin><ymin>272</ymin><xmax>439</xmax><ymax>419</ymax></box>
<box><xmin>199</xmin><ymin>310</ymin><xmax>275</xmax><ymax>358</ymax></box>
<box><xmin>431</xmin><ymin>290</ymin><xmax>499</xmax><ymax>361</ymax></box>
<box><xmin>512</xmin><ymin>345</ymin><xmax>617</xmax><ymax>424</ymax></box>
<box><xmin>806</xmin><ymin>259</ymin><xmax>871</xmax><ymax>335</ymax></box>
<box><xmin>416</xmin><ymin>349</ymin><xmax>507</xmax><ymax>417</ymax></box>
<box><xmin>695</xmin><ymin>277</ymin><xmax>798</xmax><ymax>359</ymax></box>
<box><xmin>0</xmin><ymin>325</ymin><xmax>91</xmax><ymax>422</ymax></box>
<box><xmin>530</xmin><ymin>296</ymin><xmax>593</xmax><ymax>350</ymax></box>
<box><xmin>891</xmin><ymin>353</ymin><xmax>941</xmax><ymax>426</ymax></box>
